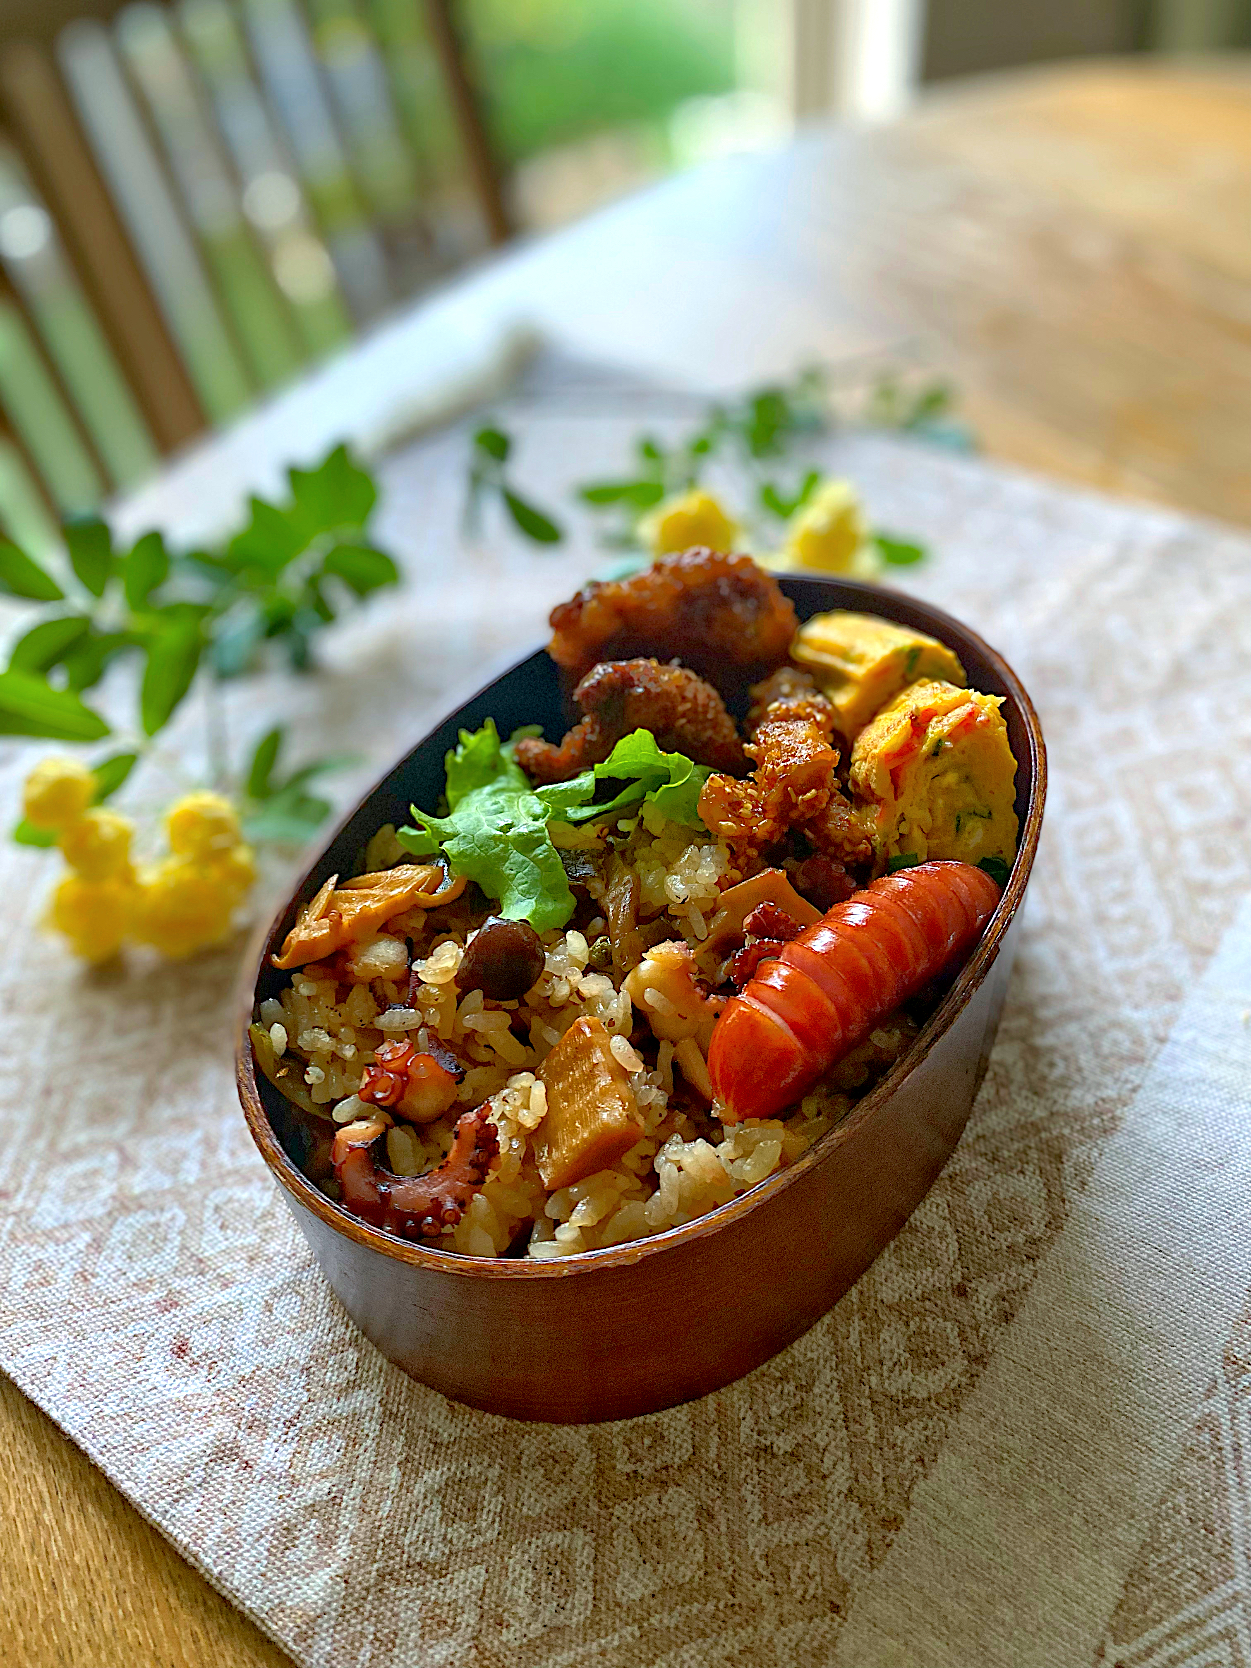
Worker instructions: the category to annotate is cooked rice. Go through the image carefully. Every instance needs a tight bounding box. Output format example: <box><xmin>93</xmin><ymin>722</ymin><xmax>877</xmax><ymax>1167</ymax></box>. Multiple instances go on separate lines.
<box><xmin>258</xmin><ymin>812</ymin><xmax>915</xmax><ymax>1259</ymax></box>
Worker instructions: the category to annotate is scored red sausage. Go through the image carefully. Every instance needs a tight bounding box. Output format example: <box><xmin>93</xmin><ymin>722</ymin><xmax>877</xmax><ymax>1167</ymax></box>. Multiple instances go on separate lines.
<box><xmin>708</xmin><ymin>860</ymin><xmax>1003</xmax><ymax>1123</ymax></box>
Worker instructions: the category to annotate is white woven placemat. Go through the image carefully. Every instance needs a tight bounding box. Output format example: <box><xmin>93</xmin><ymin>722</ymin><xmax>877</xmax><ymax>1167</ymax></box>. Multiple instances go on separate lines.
<box><xmin>2</xmin><ymin>365</ymin><xmax>1249</xmax><ymax>1668</ymax></box>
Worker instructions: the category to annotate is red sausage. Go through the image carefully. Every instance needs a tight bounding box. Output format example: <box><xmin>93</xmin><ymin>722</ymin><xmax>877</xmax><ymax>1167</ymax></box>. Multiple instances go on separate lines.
<box><xmin>708</xmin><ymin>860</ymin><xmax>1003</xmax><ymax>1122</ymax></box>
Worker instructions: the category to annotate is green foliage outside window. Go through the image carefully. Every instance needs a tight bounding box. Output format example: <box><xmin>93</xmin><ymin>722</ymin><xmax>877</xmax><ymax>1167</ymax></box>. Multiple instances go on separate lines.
<box><xmin>464</xmin><ymin>0</ymin><xmax>737</xmax><ymax>164</ymax></box>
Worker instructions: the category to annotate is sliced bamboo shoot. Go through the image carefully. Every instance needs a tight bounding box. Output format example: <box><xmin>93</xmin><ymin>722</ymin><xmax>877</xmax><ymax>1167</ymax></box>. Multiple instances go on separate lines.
<box><xmin>536</xmin><ymin>1016</ymin><xmax>642</xmax><ymax>1191</ymax></box>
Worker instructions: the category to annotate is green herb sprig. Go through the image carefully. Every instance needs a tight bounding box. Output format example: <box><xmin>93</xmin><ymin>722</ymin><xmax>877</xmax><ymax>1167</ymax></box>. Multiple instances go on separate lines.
<box><xmin>240</xmin><ymin>726</ymin><xmax>360</xmax><ymax>847</ymax></box>
<box><xmin>465</xmin><ymin>426</ymin><xmax>563</xmax><ymax>545</ymax></box>
<box><xmin>4</xmin><ymin>442</ymin><xmax>395</xmax><ymax>845</ymax></box>
<box><xmin>472</xmin><ymin>363</ymin><xmax>970</xmax><ymax>567</ymax></box>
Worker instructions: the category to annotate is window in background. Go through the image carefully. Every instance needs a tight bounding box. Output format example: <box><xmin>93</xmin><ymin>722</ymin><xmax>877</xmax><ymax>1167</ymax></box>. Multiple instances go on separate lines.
<box><xmin>465</xmin><ymin>0</ymin><xmax>790</xmax><ymax>230</ymax></box>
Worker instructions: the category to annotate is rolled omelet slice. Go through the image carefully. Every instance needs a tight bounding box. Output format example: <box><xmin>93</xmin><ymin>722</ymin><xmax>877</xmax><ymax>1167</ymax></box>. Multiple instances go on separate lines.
<box><xmin>792</xmin><ymin>610</ymin><xmax>966</xmax><ymax>740</ymax></box>
<box><xmin>850</xmin><ymin>679</ymin><xmax>1018</xmax><ymax>870</ymax></box>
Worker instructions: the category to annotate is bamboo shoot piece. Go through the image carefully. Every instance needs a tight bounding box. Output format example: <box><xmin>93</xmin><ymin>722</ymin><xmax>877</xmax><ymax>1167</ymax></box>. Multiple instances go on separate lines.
<box><xmin>536</xmin><ymin>1016</ymin><xmax>643</xmax><ymax>1191</ymax></box>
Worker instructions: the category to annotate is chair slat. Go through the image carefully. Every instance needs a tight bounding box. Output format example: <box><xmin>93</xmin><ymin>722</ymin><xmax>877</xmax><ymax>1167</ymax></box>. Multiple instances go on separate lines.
<box><xmin>0</xmin><ymin>38</ymin><xmax>205</xmax><ymax>453</ymax></box>
<box><xmin>0</xmin><ymin>278</ymin><xmax>105</xmax><ymax>514</ymax></box>
<box><xmin>421</xmin><ymin>0</ymin><xmax>509</xmax><ymax>245</ymax></box>
<box><xmin>58</xmin><ymin>19</ymin><xmax>256</xmax><ymax>423</ymax></box>
<box><xmin>0</xmin><ymin>421</ymin><xmax>62</xmax><ymax>553</ymax></box>
<box><xmin>239</xmin><ymin>0</ymin><xmax>393</xmax><ymax>321</ymax></box>
<box><xmin>300</xmin><ymin>0</ymin><xmax>442</xmax><ymax>297</ymax></box>
<box><xmin>0</xmin><ymin>0</ymin><xmax>510</xmax><ymax>483</ymax></box>
<box><xmin>363</xmin><ymin>0</ymin><xmax>484</xmax><ymax>267</ymax></box>
<box><xmin>117</xmin><ymin>1</ymin><xmax>308</xmax><ymax>392</ymax></box>
<box><xmin>0</xmin><ymin>142</ymin><xmax>158</xmax><ymax>492</ymax></box>
<box><xmin>177</xmin><ymin>0</ymin><xmax>352</xmax><ymax>357</ymax></box>
<box><xmin>302</xmin><ymin>0</ymin><xmax>420</xmax><ymax>220</ymax></box>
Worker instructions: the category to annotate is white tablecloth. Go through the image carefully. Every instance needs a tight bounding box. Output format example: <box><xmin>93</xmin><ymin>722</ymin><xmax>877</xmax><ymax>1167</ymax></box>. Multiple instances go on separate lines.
<box><xmin>2</xmin><ymin>361</ymin><xmax>1249</xmax><ymax>1667</ymax></box>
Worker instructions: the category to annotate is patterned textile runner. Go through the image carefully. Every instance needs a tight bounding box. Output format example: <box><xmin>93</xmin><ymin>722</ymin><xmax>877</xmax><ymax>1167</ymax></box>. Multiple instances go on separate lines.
<box><xmin>1</xmin><ymin>366</ymin><xmax>1249</xmax><ymax>1667</ymax></box>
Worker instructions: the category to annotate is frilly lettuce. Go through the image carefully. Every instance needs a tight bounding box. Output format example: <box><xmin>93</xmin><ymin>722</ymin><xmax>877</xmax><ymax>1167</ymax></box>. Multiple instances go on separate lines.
<box><xmin>396</xmin><ymin>720</ymin><xmax>713</xmax><ymax>930</ymax></box>
<box><xmin>536</xmin><ymin>727</ymin><xmax>711</xmax><ymax>829</ymax></box>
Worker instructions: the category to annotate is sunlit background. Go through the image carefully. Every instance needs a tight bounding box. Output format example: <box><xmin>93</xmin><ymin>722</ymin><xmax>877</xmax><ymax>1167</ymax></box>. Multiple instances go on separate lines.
<box><xmin>0</xmin><ymin>0</ymin><xmax>1245</xmax><ymax>550</ymax></box>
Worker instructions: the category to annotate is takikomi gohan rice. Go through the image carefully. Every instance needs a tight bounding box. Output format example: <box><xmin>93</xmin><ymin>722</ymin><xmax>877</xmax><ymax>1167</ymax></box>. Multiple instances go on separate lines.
<box><xmin>252</xmin><ymin>551</ymin><xmax>1017</xmax><ymax>1259</ymax></box>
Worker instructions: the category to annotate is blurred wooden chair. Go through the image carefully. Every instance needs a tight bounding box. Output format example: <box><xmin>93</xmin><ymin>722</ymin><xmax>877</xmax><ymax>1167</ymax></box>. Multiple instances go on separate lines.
<box><xmin>0</xmin><ymin>0</ymin><xmax>508</xmax><ymax>534</ymax></box>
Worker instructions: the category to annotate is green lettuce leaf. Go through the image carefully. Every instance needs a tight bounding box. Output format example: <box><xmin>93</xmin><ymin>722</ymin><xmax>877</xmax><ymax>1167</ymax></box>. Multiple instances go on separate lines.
<box><xmin>535</xmin><ymin>729</ymin><xmax>712</xmax><ymax>828</ymax></box>
<box><xmin>397</xmin><ymin>720</ymin><xmax>575</xmax><ymax>931</ymax></box>
<box><xmin>395</xmin><ymin>722</ymin><xmax>714</xmax><ymax>931</ymax></box>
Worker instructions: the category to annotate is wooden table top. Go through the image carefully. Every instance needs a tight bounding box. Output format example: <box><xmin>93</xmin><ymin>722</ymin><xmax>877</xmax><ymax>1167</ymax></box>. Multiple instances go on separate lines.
<box><xmin>3</xmin><ymin>55</ymin><xmax>1248</xmax><ymax>1668</ymax></box>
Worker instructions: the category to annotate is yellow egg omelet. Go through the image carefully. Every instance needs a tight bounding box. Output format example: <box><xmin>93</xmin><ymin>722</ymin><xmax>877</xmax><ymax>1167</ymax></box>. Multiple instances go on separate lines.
<box><xmin>849</xmin><ymin>679</ymin><xmax>1019</xmax><ymax>871</ymax></box>
<box><xmin>792</xmin><ymin>610</ymin><xmax>967</xmax><ymax>741</ymax></box>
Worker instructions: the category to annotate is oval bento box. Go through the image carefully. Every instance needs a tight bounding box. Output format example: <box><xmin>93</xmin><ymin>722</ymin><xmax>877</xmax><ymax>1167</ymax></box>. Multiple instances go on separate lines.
<box><xmin>237</xmin><ymin>574</ymin><xmax>1046</xmax><ymax>1423</ymax></box>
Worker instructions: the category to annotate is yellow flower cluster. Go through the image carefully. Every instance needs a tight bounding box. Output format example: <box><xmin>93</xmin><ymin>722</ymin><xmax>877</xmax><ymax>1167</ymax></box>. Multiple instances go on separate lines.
<box><xmin>638</xmin><ymin>489</ymin><xmax>739</xmax><ymax>558</ymax></box>
<box><xmin>639</xmin><ymin>480</ymin><xmax>876</xmax><ymax>575</ymax></box>
<box><xmin>23</xmin><ymin>758</ymin><xmax>256</xmax><ymax>963</ymax></box>
<box><xmin>774</xmin><ymin>479</ymin><xmax>871</xmax><ymax>574</ymax></box>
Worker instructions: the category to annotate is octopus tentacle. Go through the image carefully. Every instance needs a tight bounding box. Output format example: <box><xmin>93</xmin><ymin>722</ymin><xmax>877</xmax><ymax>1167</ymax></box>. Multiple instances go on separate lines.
<box><xmin>332</xmin><ymin>1105</ymin><xmax>499</xmax><ymax>1242</ymax></box>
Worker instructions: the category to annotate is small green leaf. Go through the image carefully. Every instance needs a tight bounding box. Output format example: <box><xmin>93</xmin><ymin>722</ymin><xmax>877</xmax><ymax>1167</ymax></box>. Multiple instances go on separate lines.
<box><xmin>65</xmin><ymin>517</ymin><xmax>114</xmax><ymax>598</ymax></box>
<box><xmin>793</xmin><ymin>469</ymin><xmax>821</xmax><ymax>511</ymax></box>
<box><xmin>90</xmin><ymin>751</ymin><xmax>139</xmax><ymax>802</ymax></box>
<box><xmin>320</xmin><ymin>542</ymin><xmax>399</xmax><ymax>597</ymax></box>
<box><xmin>502</xmin><ymin>491</ymin><xmax>562</xmax><ymax>544</ymax></box>
<box><xmin>257</xmin><ymin>593</ymin><xmax>294</xmax><ymax>634</ymax></box>
<box><xmin>578</xmin><ymin>480</ymin><xmax>665</xmax><ymax>509</ymax></box>
<box><xmin>744</xmin><ymin>389</ymin><xmax>791</xmax><ymax>457</ymax></box>
<box><xmin>210</xmin><ymin>601</ymin><xmax>265</xmax><ymax>678</ymax></box>
<box><xmin>278</xmin><ymin>752</ymin><xmax>359</xmax><ymax>791</ymax></box>
<box><xmin>0</xmin><ymin>540</ymin><xmax>64</xmax><ymax>601</ymax></box>
<box><xmin>903</xmin><ymin>381</ymin><xmax>952</xmax><ymax>427</ymax></box>
<box><xmin>140</xmin><ymin>610</ymin><xmax>203</xmax><ymax>735</ymax></box>
<box><xmin>874</xmin><ymin>533</ymin><xmax>927</xmax><ymax>567</ymax></box>
<box><xmin>0</xmin><ymin>668</ymin><xmax>109</xmax><ymax>740</ymax></box>
<box><xmin>978</xmin><ymin>855</ymin><xmax>1011</xmax><ymax>888</ymax></box>
<box><xmin>288</xmin><ymin>443</ymin><xmax>376</xmax><ymax>534</ymax></box>
<box><xmin>283</xmin><ymin>607</ymin><xmax>324</xmax><ymax>672</ymax></box>
<box><xmin>60</xmin><ymin>629</ymin><xmax>134</xmax><ymax>694</ymax></box>
<box><xmin>184</xmin><ymin>546</ymin><xmax>242</xmax><ymax>579</ymax></box>
<box><xmin>304</xmin><ymin>575</ymin><xmax>336</xmax><ymax>623</ymax></box>
<box><xmin>246</xmin><ymin>726</ymin><xmax>283</xmax><ymax>799</ymax></box>
<box><xmin>474</xmin><ymin>426</ymin><xmax>510</xmax><ymax>465</ymax></box>
<box><xmin>13</xmin><ymin>818</ymin><xmax>56</xmax><ymax>847</ymax></box>
<box><xmin>227</xmin><ymin>497</ymin><xmax>307</xmax><ymax>576</ymax></box>
<box><xmin>886</xmin><ymin>853</ymin><xmax>922</xmax><ymax>874</ymax></box>
<box><xmin>579</xmin><ymin>482</ymin><xmax>634</xmax><ymax>505</ymax></box>
<box><xmin>242</xmin><ymin>787</ymin><xmax>333</xmax><ymax>844</ymax></box>
<box><xmin>760</xmin><ymin>470</ymin><xmax>820</xmax><ymax>521</ymax></box>
<box><xmin>8</xmin><ymin>614</ymin><xmax>90</xmax><ymax>674</ymax></box>
<box><xmin>123</xmin><ymin>530</ymin><xmax>170</xmax><ymax>610</ymax></box>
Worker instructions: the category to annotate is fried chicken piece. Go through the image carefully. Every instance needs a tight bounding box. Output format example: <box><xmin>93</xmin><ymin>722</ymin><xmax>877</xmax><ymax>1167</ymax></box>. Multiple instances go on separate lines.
<box><xmin>698</xmin><ymin>680</ymin><xmax>873</xmax><ymax>881</ymax></box>
<box><xmin>787</xmin><ymin>852</ymin><xmax>857</xmax><ymax>910</ymax></box>
<box><xmin>746</xmin><ymin>665</ymin><xmax>821</xmax><ymax>734</ymax></box>
<box><xmin>545</xmin><ymin>548</ymin><xmax>797</xmax><ymax>700</ymax></box>
<box><xmin>749</xmin><ymin>696</ymin><xmax>841</xmax><ymax>810</ymax></box>
<box><xmin>516</xmin><ymin>658</ymin><xmax>746</xmax><ymax>784</ymax></box>
<box><xmin>802</xmin><ymin>795</ymin><xmax>875</xmax><ymax>868</ymax></box>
